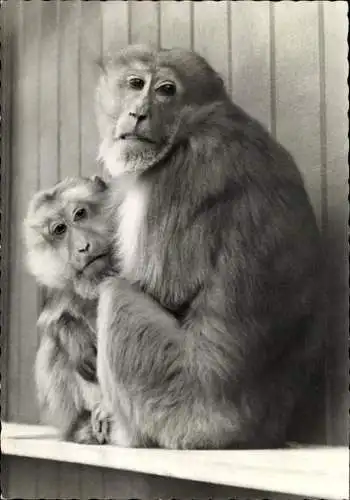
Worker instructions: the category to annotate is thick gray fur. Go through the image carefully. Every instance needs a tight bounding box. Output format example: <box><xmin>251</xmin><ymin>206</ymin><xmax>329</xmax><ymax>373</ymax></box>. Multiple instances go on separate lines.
<box><xmin>95</xmin><ymin>45</ymin><xmax>325</xmax><ymax>449</ymax></box>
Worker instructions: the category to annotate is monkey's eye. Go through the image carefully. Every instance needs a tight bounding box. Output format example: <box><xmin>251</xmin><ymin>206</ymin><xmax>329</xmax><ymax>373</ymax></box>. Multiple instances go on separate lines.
<box><xmin>51</xmin><ymin>223</ymin><xmax>67</xmax><ymax>237</ymax></box>
<box><xmin>156</xmin><ymin>82</ymin><xmax>176</xmax><ymax>97</ymax></box>
<box><xmin>127</xmin><ymin>77</ymin><xmax>145</xmax><ymax>91</ymax></box>
<box><xmin>73</xmin><ymin>207</ymin><xmax>88</xmax><ymax>221</ymax></box>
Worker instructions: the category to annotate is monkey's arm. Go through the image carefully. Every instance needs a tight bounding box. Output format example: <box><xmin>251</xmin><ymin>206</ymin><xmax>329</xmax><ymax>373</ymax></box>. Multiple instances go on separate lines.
<box><xmin>52</xmin><ymin>311</ymin><xmax>98</xmax><ymax>382</ymax></box>
<box><xmin>35</xmin><ymin>309</ymin><xmax>100</xmax><ymax>442</ymax></box>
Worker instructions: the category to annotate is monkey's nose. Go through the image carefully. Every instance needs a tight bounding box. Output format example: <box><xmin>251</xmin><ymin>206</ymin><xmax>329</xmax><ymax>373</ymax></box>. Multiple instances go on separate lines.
<box><xmin>129</xmin><ymin>111</ymin><xmax>147</xmax><ymax>122</ymax></box>
<box><xmin>78</xmin><ymin>242</ymin><xmax>90</xmax><ymax>253</ymax></box>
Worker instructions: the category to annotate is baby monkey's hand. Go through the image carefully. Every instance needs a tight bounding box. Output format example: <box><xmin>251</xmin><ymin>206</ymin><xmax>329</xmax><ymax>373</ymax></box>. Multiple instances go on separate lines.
<box><xmin>91</xmin><ymin>403</ymin><xmax>111</xmax><ymax>444</ymax></box>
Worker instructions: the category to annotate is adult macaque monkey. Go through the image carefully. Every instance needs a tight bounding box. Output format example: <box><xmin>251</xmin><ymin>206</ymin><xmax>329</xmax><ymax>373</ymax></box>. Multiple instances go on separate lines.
<box><xmin>24</xmin><ymin>176</ymin><xmax>114</xmax><ymax>443</ymax></box>
<box><xmin>94</xmin><ymin>45</ymin><xmax>324</xmax><ymax>449</ymax></box>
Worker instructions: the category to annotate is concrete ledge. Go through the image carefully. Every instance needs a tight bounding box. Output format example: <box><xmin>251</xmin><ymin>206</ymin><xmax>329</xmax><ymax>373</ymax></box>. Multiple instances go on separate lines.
<box><xmin>1</xmin><ymin>422</ymin><xmax>348</xmax><ymax>500</ymax></box>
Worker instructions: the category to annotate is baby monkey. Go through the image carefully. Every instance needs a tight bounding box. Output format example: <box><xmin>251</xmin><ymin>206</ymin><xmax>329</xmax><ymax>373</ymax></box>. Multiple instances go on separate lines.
<box><xmin>24</xmin><ymin>176</ymin><xmax>114</xmax><ymax>443</ymax></box>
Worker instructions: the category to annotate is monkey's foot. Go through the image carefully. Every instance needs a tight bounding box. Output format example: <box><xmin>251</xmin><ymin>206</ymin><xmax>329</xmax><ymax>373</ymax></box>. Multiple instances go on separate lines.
<box><xmin>91</xmin><ymin>404</ymin><xmax>111</xmax><ymax>444</ymax></box>
<box><xmin>73</xmin><ymin>421</ymin><xmax>100</xmax><ymax>445</ymax></box>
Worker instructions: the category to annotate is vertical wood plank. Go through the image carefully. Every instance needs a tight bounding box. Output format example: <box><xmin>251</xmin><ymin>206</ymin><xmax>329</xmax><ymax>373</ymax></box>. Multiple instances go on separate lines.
<box><xmin>274</xmin><ymin>2</ymin><xmax>322</xmax><ymax>221</ymax></box>
<box><xmin>35</xmin><ymin>461</ymin><xmax>61</xmax><ymax>499</ymax></box>
<box><xmin>5</xmin><ymin>457</ymin><xmax>37</xmax><ymax>499</ymax></box>
<box><xmin>15</xmin><ymin>0</ymin><xmax>41</xmax><ymax>426</ymax></box>
<box><xmin>193</xmin><ymin>1</ymin><xmax>230</xmax><ymax>89</ymax></box>
<box><xmin>8</xmin><ymin>0</ymin><xmax>23</xmax><ymax>423</ymax></box>
<box><xmin>230</xmin><ymin>2</ymin><xmax>272</xmax><ymax>131</ymax></box>
<box><xmin>322</xmin><ymin>1</ymin><xmax>348</xmax><ymax>446</ymax></box>
<box><xmin>59</xmin><ymin>0</ymin><xmax>80</xmax><ymax>179</ymax></box>
<box><xmin>37</xmin><ymin>2</ymin><xmax>62</xmax><ymax>494</ymax></box>
<box><xmin>103</xmin><ymin>469</ymin><xmax>151</xmax><ymax>499</ymax></box>
<box><xmin>159</xmin><ymin>1</ymin><xmax>191</xmax><ymax>50</ymax></box>
<box><xmin>39</xmin><ymin>0</ymin><xmax>59</xmax><ymax>190</ymax></box>
<box><xmin>58</xmin><ymin>462</ymin><xmax>81</xmax><ymax>499</ymax></box>
<box><xmin>79</xmin><ymin>464</ymin><xmax>105</xmax><ymax>500</ymax></box>
<box><xmin>80</xmin><ymin>2</ymin><xmax>102</xmax><ymax>178</ymax></box>
<box><xmin>0</xmin><ymin>0</ymin><xmax>14</xmax><ymax>423</ymax></box>
<box><xmin>130</xmin><ymin>0</ymin><xmax>159</xmax><ymax>47</ymax></box>
<box><xmin>101</xmin><ymin>1</ymin><xmax>129</xmax><ymax>54</ymax></box>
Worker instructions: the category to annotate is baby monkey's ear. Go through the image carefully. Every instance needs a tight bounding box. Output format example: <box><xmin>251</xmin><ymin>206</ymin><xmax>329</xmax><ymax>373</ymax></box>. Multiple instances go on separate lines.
<box><xmin>95</xmin><ymin>56</ymin><xmax>108</xmax><ymax>75</ymax></box>
<box><xmin>90</xmin><ymin>175</ymin><xmax>108</xmax><ymax>192</ymax></box>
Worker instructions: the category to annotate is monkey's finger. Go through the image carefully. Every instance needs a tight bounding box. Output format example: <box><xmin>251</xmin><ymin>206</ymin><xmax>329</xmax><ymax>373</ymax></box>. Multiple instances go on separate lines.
<box><xmin>91</xmin><ymin>405</ymin><xmax>110</xmax><ymax>444</ymax></box>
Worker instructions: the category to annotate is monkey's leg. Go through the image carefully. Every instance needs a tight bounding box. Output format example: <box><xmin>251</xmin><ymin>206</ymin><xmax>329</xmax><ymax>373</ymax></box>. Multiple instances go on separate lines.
<box><xmin>36</xmin><ymin>334</ymin><xmax>102</xmax><ymax>444</ymax></box>
<box><xmin>96</xmin><ymin>277</ymin><xmax>241</xmax><ymax>449</ymax></box>
<box><xmin>35</xmin><ymin>336</ymin><xmax>83</xmax><ymax>434</ymax></box>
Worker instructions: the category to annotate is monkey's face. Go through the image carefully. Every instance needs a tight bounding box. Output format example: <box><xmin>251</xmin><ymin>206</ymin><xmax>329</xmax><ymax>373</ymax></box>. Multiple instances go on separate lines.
<box><xmin>96</xmin><ymin>45</ymin><xmax>226</xmax><ymax>177</ymax></box>
<box><xmin>24</xmin><ymin>176</ymin><xmax>113</xmax><ymax>299</ymax></box>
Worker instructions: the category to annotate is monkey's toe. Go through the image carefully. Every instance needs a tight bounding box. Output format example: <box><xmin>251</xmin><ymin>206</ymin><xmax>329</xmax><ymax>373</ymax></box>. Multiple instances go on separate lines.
<box><xmin>91</xmin><ymin>405</ymin><xmax>111</xmax><ymax>444</ymax></box>
<box><xmin>73</xmin><ymin>422</ymin><xmax>100</xmax><ymax>444</ymax></box>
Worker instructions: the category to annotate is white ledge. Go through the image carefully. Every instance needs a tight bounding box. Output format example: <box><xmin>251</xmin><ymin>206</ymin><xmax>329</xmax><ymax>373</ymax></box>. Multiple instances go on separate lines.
<box><xmin>1</xmin><ymin>422</ymin><xmax>348</xmax><ymax>499</ymax></box>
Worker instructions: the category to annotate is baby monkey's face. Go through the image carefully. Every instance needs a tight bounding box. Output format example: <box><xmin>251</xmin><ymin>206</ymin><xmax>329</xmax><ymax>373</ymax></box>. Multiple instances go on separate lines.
<box><xmin>24</xmin><ymin>176</ymin><xmax>113</xmax><ymax>299</ymax></box>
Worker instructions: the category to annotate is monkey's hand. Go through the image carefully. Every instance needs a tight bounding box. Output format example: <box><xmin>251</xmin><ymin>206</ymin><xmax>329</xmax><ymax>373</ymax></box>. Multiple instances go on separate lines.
<box><xmin>91</xmin><ymin>403</ymin><xmax>111</xmax><ymax>444</ymax></box>
<box><xmin>76</xmin><ymin>345</ymin><xmax>97</xmax><ymax>383</ymax></box>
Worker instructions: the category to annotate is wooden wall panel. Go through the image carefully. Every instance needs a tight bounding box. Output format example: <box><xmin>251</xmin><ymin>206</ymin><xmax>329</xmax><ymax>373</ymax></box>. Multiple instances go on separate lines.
<box><xmin>274</xmin><ymin>1</ymin><xmax>322</xmax><ymax>221</ymax></box>
<box><xmin>0</xmin><ymin>0</ymin><xmax>14</xmax><ymax>423</ymax></box>
<box><xmin>7</xmin><ymin>0</ymin><xmax>41</xmax><ymax>426</ymax></box>
<box><xmin>39</xmin><ymin>0</ymin><xmax>59</xmax><ymax>190</ymax></box>
<box><xmin>101</xmin><ymin>1</ymin><xmax>129</xmax><ymax>53</ymax></box>
<box><xmin>3</xmin><ymin>456</ymin><xmax>312</xmax><ymax>500</ymax></box>
<box><xmin>230</xmin><ymin>2</ymin><xmax>272</xmax><ymax>131</ymax></box>
<box><xmin>159</xmin><ymin>1</ymin><xmax>192</xmax><ymax>49</ymax></box>
<box><xmin>3</xmin><ymin>0</ymin><xmax>348</xmax><ymax>496</ymax></box>
<box><xmin>18</xmin><ymin>0</ymin><xmax>41</xmax><ymax>424</ymax></box>
<box><xmin>5</xmin><ymin>456</ymin><xmax>38</xmax><ymax>499</ymax></box>
<box><xmin>322</xmin><ymin>1</ymin><xmax>349</xmax><ymax>446</ymax></box>
<box><xmin>7</xmin><ymin>0</ymin><xmax>23</xmax><ymax>423</ymax></box>
<box><xmin>193</xmin><ymin>1</ymin><xmax>230</xmax><ymax>89</ymax></box>
<box><xmin>80</xmin><ymin>2</ymin><xmax>102</xmax><ymax>177</ymax></box>
<box><xmin>59</xmin><ymin>1</ymin><xmax>81</xmax><ymax>178</ymax></box>
<box><xmin>130</xmin><ymin>0</ymin><xmax>160</xmax><ymax>47</ymax></box>
<box><xmin>58</xmin><ymin>462</ymin><xmax>81</xmax><ymax>500</ymax></box>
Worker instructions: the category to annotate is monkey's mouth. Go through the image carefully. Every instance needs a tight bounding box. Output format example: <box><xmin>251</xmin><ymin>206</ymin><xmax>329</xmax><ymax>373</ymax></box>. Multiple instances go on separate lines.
<box><xmin>119</xmin><ymin>133</ymin><xmax>156</xmax><ymax>145</ymax></box>
<box><xmin>79</xmin><ymin>252</ymin><xmax>110</xmax><ymax>275</ymax></box>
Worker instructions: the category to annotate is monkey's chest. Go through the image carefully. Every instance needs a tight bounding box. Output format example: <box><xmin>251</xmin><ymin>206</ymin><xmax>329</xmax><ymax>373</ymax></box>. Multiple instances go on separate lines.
<box><xmin>117</xmin><ymin>182</ymin><xmax>150</xmax><ymax>280</ymax></box>
<box><xmin>117</xmin><ymin>183</ymin><xmax>203</xmax><ymax>311</ymax></box>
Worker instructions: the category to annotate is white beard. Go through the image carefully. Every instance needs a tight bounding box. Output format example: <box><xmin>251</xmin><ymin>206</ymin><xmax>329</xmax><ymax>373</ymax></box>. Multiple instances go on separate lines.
<box><xmin>98</xmin><ymin>139</ymin><xmax>150</xmax><ymax>281</ymax></box>
<box><xmin>116</xmin><ymin>180</ymin><xmax>149</xmax><ymax>279</ymax></box>
<box><xmin>98</xmin><ymin>138</ymin><xmax>128</xmax><ymax>178</ymax></box>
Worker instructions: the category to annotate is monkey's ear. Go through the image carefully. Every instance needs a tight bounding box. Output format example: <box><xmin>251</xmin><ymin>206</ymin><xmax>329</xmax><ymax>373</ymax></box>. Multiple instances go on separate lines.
<box><xmin>95</xmin><ymin>56</ymin><xmax>108</xmax><ymax>75</ymax></box>
<box><xmin>91</xmin><ymin>175</ymin><xmax>108</xmax><ymax>192</ymax></box>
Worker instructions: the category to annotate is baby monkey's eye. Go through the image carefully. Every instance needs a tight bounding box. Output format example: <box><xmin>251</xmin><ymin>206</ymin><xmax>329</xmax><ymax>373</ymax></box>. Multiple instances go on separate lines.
<box><xmin>156</xmin><ymin>82</ymin><xmax>176</xmax><ymax>97</ymax></box>
<box><xmin>127</xmin><ymin>77</ymin><xmax>145</xmax><ymax>90</ymax></box>
<box><xmin>51</xmin><ymin>223</ymin><xmax>67</xmax><ymax>237</ymax></box>
<box><xmin>73</xmin><ymin>207</ymin><xmax>88</xmax><ymax>221</ymax></box>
